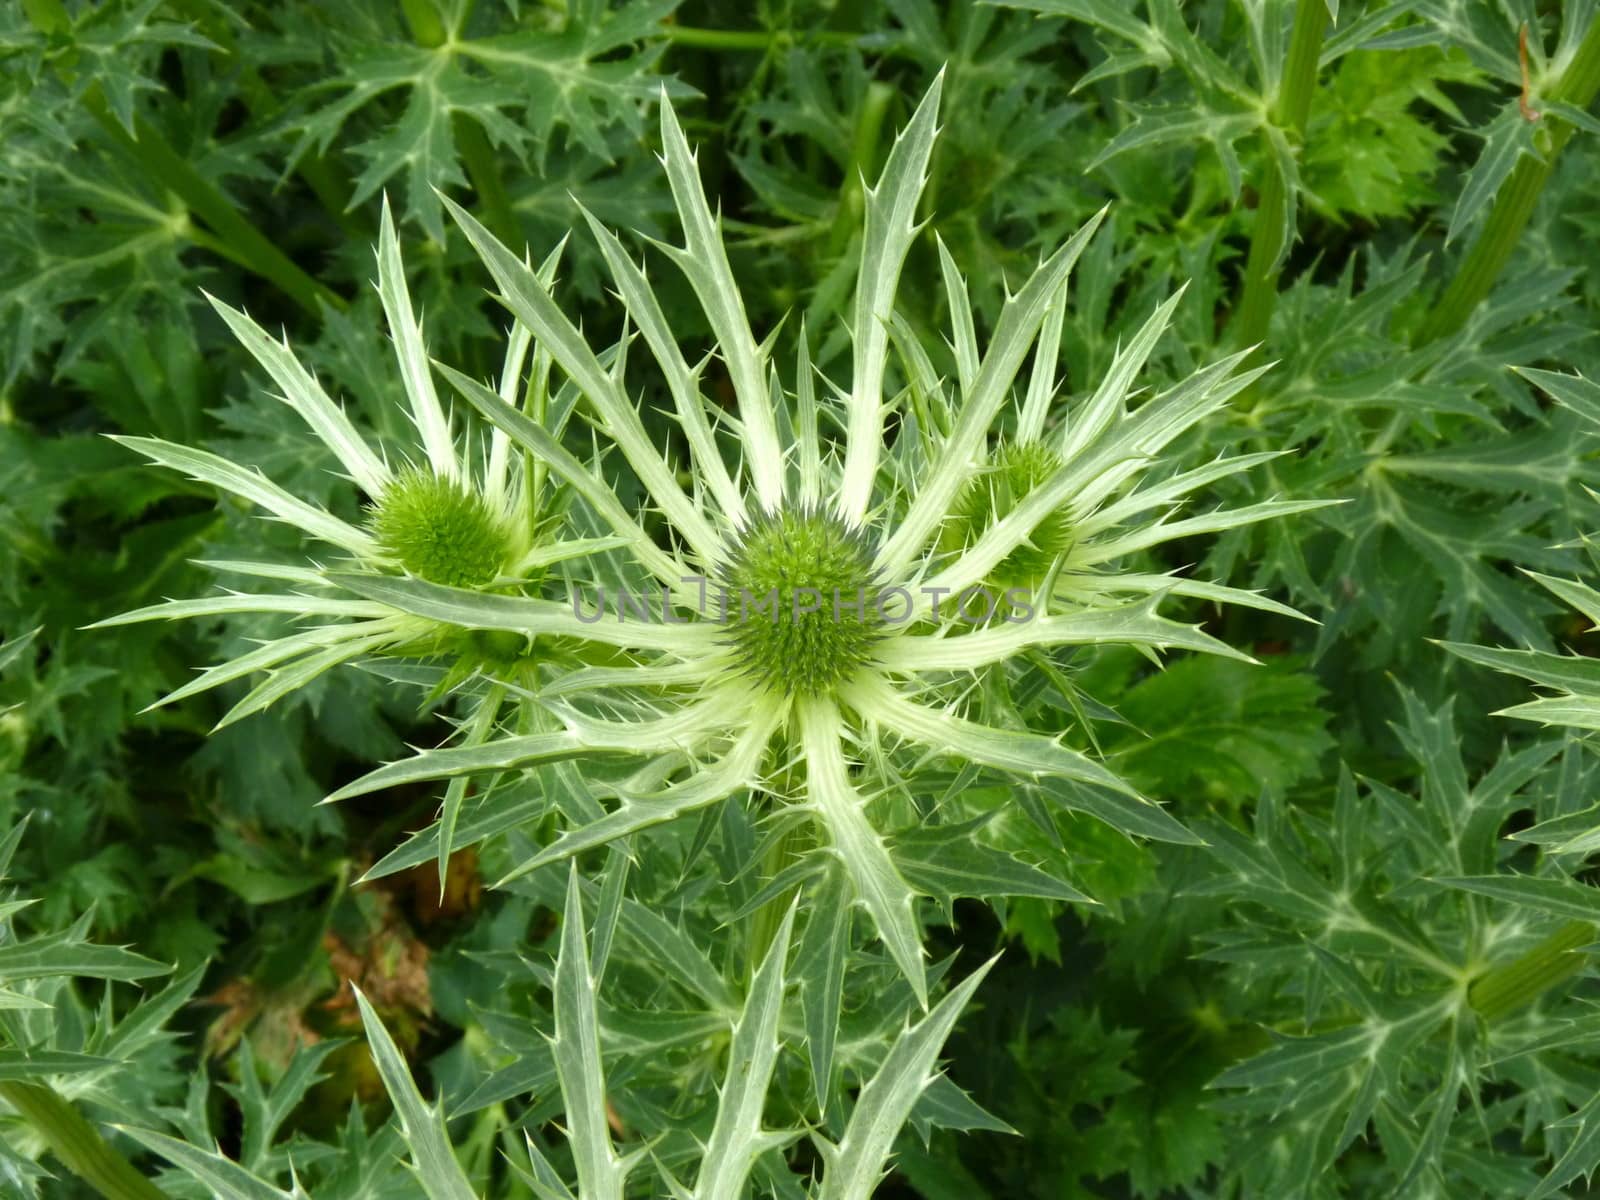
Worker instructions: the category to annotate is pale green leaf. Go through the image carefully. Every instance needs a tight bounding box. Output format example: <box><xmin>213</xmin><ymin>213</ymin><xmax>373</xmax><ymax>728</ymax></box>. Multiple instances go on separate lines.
<box><xmin>553</xmin><ymin>866</ymin><xmax>628</xmax><ymax>1200</ymax></box>
<box><xmin>353</xmin><ymin>987</ymin><xmax>478</xmax><ymax>1200</ymax></box>
<box><xmin>693</xmin><ymin>903</ymin><xmax>798</xmax><ymax>1200</ymax></box>
<box><xmin>799</xmin><ymin>697</ymin><xmax>928</xmax><ymax>1007</ymax></box>
<box><xmin>115</xmin><ymin>1126</ymin><xmax>298</xmax><ymax>1200</ymax></box>
<box><xmin>817</xmin><ymin>957</ymin><xmax>996</xmax><ymax>1200</ymax></box>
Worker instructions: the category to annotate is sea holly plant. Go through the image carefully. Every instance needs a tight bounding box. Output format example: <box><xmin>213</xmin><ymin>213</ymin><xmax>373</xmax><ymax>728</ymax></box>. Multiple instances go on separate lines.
<box><xmin>12</xmin><ymin>2</ymin><xmax>1600</xmax><ymax>1199</ymax></box>
<box><xmin>90</xmin><ymin>197</ymin><xmax>623</xmax><ymax>885</ymax></box>
<box><xmin>93</xmin><ymin>197</ymin><xmax>611</xmax><ymax>719</ymax></box>
<box><xmin>87</xmin><ymin>63</ymin><xmax>1319</xmax><ymax>1200</ymax></box>
<box><xmin>295</xmin><ymin>78</ymin><xmax>1317</xmax><ymax>1006</ymax></box>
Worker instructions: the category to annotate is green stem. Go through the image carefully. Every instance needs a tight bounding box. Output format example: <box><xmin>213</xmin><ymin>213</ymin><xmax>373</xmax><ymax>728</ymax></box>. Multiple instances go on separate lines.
<box><xmin>828</xmin><ymin>82</ymin><xmax>895</xmax><ymax>255</ymax></box>
<box><xmin>747</xmin><ymin>822</ymin><xmax>807</xmax><ymax>969</ymax></box>
<box><xmin>166</xmin><ymin>0</ymin><xmax>364</xmax><ymax>239</ymax></box>
<box><xmin>664</xmin><ymin>26</ymin><xmax>857</xmax><ymax>51</ymax></box>
<box><xmin>1230</xmin><ymin>0</ymin><xmax>1330</xmax><ymax>350</ymax></box>
<box><xmin>1416</xmin><ymin>18</ymin><xmax>1600</xmax><ymax>344</ymax></box>
<box><xmin>1469</xmin><ymin>920</ymin><xmax>1594</xmax><ymax>1021</ymax></box>
<box><xmin>87</xmin><ymin>99</ymin><xmax>344</xmax><ymax>315</ymax></box>
<box><xmin>0</xmin><ymin>1081</ymin><xmax>168</xmax><ymax>1200</ymax></box>
<box><xmin>293</xmin><ymin>151</ymin><xmax>364</xmax><ymax>239</ymax></box>
<box><xmin>454</xmin><ymin>118</ymin><xmax>522</xmax><ymax>248</ymax></box>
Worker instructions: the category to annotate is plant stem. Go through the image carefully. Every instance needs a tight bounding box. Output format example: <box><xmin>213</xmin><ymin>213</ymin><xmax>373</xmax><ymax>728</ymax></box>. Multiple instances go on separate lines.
<box><xmin>829</xmin><ymin>82</ymin><xmax>895</xmax><ymax>255</ymax></box>
<box><xmin>663</xmin><ymin>26</ymin><xmax>858</xmax><ymax>51</ymax></box>
<box><xmin>1230</xmin><ymin>0</ymin><xmax>1330</xmax><ymax>350</ymax></box>
<box><xmin>747</xmin><ymin>821</ymin><xmax>807</xmax><ymax>969</ymax></box>
<box><xmin>166</xmin><ymin>0</ymin><xmax>364</xmax><ymax>239</ymax></box>
<box><xmin>0</xmin><ymin>1081</ymin><xmax>168</xmax><ymax>1200</ymax></box>
<box><xmin>1415</xmin><ymin>17</ymin><xmax>1600</xmax><ymax>344</ymax></box>
<box><xmin>1469</xmin><ymin>920</ymin><xmax>1594</xmax><ymax>1021</ymax></box>
<box><xmin>455</xmin><ymin>120</ymin><xmax>523</xmax><ymax>248</ymax></box>
<box><xmin>89</xmin><ymin>101</ymin><xmax>345</xmax><ymax>315</ymax></box>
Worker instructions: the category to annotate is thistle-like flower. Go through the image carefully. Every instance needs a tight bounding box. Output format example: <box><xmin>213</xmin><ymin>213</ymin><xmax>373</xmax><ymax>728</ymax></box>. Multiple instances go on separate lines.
<box><xmin>306</xmin><ymin>79</ymin><xmax>1317</xmax><ymax>1002</ymax></box>
<box><xmin>92</xmin><ymin>200</ymin><xmax>619</xmax><ymax>724</ymax></box>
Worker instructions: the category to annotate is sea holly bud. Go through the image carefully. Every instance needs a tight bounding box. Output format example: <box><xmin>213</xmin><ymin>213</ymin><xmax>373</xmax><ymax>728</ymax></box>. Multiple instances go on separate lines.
<box><xmin>719</xmin><ymin>507</ymin><xmax>884</xmax><ymax>698</ymax></box>
<box><xmin>940</xmin><ymin>439</ymin><xmax>1076</xmax><ymax>596</ymax></box>
<box><xmin>370</xmin><ymin>467</ymin><xmax>518</xmax><ymax>591</ymax></box>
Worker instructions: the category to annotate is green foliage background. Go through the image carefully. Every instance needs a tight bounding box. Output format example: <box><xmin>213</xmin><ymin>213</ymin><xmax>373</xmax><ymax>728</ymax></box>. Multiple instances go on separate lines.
<box><xmin>3</xmin><ymin>0</ymin><xmax>1600</xmax><ymax>1196</ymax></box>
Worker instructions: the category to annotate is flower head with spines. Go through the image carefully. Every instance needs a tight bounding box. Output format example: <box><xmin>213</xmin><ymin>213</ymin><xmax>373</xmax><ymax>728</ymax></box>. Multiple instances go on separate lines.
<box><xmin>91</xmin><ymin>199</ymin><xmax>633</xmax><ymax>893</ymax></box>
<box><xmin>93</xmin><ymin>200</ymin><xmax>625</xmax><ymax>719</ymax></box>
<box><xmin>317</xmin><ymin>77</ymin><xmax>1320</xmax><ymax>1006</ymax></box>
